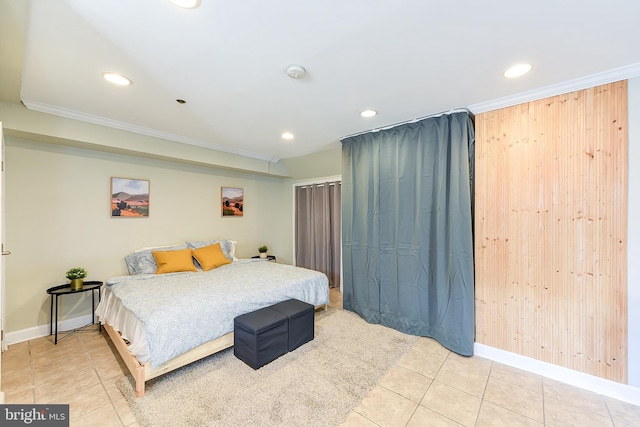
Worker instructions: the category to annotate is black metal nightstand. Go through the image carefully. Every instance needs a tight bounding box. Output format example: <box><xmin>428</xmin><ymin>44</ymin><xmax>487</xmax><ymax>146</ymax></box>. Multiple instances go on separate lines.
<box><xmin>251</xmin><ymin>255</ymin><xmax>276</xmax><ymax>262</ymax></box>
<box><xmin>46</xmin><ymin>281</ymin><xmax>103</xmax><ymax>344</ymax></box>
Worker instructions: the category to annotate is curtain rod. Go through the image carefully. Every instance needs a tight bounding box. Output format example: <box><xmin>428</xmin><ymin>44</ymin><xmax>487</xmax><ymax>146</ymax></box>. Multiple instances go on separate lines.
<box><xmin>296</xmin><ymin>182</ymin><xmax>339</xmax><ymax>188</ymax></box>
<box><xmin>339</xmin><ymin>107</ymin><xmax>472</xmax><ymax>141</ymax></box>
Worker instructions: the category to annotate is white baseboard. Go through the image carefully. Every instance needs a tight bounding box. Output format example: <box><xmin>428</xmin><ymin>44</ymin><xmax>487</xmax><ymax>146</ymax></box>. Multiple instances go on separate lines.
<box><xmin>475</xmin><ymin>343</ymin><xmax>640</xmax><ymax>406</ymax></box>
<box><xmin>5</xmin><ymin>314</ymin><xmax>96</xmax><ymax>345</ymax></box>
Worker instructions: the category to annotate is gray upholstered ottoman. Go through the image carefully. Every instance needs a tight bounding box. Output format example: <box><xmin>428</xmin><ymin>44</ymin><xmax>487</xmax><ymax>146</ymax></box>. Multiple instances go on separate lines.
<box><xmin>270</xmin><ymin>299</ymin><xmax>315</xmax><ymax>351</ymax></box>
<box><xmin>234</xmin><ymin>307</ymin><xmax>288</xmax><ymax>369</ymax></box>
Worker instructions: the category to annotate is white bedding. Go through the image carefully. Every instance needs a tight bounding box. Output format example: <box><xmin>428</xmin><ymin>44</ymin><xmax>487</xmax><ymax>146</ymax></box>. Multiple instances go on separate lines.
<box><xmin>95</xmin><ymin>259</ymin><xmax>329</xmax><ymax>367</ymax></box>
<box><xmin>95</xmin><ymin>289</ymin><xmax>152</xmax><ymax>363</ymax></box>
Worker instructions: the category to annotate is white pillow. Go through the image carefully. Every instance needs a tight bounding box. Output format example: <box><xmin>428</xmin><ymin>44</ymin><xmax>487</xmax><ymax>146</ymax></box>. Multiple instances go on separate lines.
<box><xmin>134</xmin><ymin>243</ymin><xmax>184</xmax><ymax>253</ymax></box>
<box><xmin>228</xmin><ymin>240</ymin><xmax>238</xmax><ymax>261</ymax></box>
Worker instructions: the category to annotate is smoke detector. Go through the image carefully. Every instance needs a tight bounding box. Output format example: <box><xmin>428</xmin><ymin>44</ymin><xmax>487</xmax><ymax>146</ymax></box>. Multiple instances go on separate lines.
<box><xmin>286</xmin><ymin>65</ymin><xmax>306</xmax><ymax>79</ymax></box>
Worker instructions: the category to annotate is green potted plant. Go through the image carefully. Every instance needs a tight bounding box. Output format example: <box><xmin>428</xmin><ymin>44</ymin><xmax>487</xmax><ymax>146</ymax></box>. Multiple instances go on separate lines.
<box><xmin>258</xmin><ymin>245</ymin><xmax>268</xmax><ymax>259</ymax></box>
<box><xmin>66</xmin><ymin>267</ymin><xmax>87</xmax><ymax>291</ymax></box>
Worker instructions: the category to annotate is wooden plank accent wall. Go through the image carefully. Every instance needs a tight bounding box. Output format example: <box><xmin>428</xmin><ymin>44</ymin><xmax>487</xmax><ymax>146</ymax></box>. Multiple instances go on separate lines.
<box><xmin>474</xmin><ymin>81</ymin><xmax>628</xmax><ymax>383</ymax></box>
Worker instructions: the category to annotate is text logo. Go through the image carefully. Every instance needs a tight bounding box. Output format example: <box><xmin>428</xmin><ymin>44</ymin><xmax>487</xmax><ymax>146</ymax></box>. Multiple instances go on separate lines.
<box><xmin>1</xmin><ymin>405</ymin><xmax>69</xmax><ymax>426</ymax></box>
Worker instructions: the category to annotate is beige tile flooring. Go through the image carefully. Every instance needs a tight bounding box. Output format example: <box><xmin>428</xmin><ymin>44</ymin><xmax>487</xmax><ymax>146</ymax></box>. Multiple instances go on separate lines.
<box><xmin>2</xmin><ymin>325</ymin><xmax>137</xmax><ymax>426</ymax></box>
<box><xmin>1</xmin><ymin>289</ymin><xmax>639</xmax><ymax>426</ymax></box>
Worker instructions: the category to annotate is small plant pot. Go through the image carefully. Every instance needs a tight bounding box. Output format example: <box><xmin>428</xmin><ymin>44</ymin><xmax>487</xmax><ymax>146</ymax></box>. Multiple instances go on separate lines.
<box><xmin>70</xmin><ymin>279</ymin><xmax>84</xmax><ymax>291</ymax></box>
<box><xmin>259</xmin><ymin>253</ymin><xmax>267</xmax><ymax>259</ymax></box>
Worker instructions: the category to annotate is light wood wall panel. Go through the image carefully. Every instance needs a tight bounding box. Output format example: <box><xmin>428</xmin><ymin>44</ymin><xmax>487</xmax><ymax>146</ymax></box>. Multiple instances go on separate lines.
<box><xmin>474</xmin><ymin>81</ymin><xmax>628</xmax><ymax>383</ymax></box>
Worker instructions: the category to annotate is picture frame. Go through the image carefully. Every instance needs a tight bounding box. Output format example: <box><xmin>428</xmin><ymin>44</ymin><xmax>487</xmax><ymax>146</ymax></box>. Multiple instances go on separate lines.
<box><xmin>221</xmin><ymin>187</ymin><xmax>243</xmax><ymax>217</ymax></box>
<box><xmin>111</xmin><ymin>177</ymin><xmax>150</xmax><ymax>218</ymax></box>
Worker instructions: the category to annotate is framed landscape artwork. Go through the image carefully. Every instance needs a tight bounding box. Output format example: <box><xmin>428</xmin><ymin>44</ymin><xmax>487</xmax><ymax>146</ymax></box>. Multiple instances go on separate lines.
<box><xmin>111</xmin><ymin>177</ymin><xmax>150</xmax><ymax>218</ymax></box>
<box><xmin>221</xmin><ymin>187</ymin><xmax>243</xmax><ymax>217</ymax></box>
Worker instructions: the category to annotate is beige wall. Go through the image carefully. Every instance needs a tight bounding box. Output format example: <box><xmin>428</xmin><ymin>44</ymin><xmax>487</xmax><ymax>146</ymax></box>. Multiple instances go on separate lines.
<box><xmin>5</xmin><ymin>137</ymin><xmax>294</xmax><ymax>333</ymax></box>
<box><xmin>281</xmin><ymin>145</ymin><xmax>342</xmax><ymax>180</ymax></box>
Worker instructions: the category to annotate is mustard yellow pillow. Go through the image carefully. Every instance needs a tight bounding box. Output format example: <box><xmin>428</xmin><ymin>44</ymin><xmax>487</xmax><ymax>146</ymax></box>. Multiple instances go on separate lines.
<box><xmin>192</xmin><ymin>243</ymin><xmax>232</xmax><ymax>271</ymax></box>
<box><xmin>152</xmin><ymin>248</ymin><xmax>197</xmax><ymax>274</ymax></box>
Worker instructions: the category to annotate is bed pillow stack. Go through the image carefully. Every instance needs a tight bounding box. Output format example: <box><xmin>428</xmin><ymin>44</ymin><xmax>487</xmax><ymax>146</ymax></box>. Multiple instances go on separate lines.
<box><xmin>124</xmin><ymin>239</ymin><xmax>237</xmax><ymax>275</ymax></box>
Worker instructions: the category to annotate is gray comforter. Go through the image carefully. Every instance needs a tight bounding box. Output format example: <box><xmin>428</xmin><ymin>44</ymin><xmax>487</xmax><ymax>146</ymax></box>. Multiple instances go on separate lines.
<box><xmin>105</xmin><ymin>259</ymin><xmax>329</xmax><ymax>367</ymax></box>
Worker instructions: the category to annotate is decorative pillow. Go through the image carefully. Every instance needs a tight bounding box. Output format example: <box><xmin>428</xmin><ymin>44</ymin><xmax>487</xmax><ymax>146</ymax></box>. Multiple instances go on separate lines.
<box><xmin>186</xmin><ymin>239</ymin><xmax>235</xmax><ymax>261</ymax></box>
<box><xmin>125</xmin><ymin>244</ymin><xmax>189</xmax><ymax>275</ymax></box>
<box><xmin>152</xmin><ymin>248</ymin><xmax>198</xmax><ymax>274</ymax></box>
<box><xmin>192</xmin><ymin>243</ymin><xmax>232</xmax><ymax>271</ymax></box>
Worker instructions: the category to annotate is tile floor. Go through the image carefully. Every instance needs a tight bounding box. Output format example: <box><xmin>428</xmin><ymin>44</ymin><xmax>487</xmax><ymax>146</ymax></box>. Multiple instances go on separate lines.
<box><xmin>2</xmin><ymin>288</ymin><xmax>639</xmax><ymax>427</ymax></box>
<box><xmin>2</xmin><ymin>325</ymin><xmax>137</xmax><ymax>426</ymax></box>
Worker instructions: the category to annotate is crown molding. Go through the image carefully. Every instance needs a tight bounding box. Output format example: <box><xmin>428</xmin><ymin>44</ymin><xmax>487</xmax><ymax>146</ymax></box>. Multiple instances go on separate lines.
<box><xmin>468</xmin><ymin>62</ymin><xmax>640</xmax><ymax>114</ymax></box>
<box><xmin>20</xmin><ymin>99</ymin><xmax>280</xmax><ymax>163</ymax></box>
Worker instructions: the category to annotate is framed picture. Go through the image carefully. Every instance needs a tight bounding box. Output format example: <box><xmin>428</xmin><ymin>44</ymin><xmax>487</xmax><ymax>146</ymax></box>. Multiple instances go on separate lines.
<box><xmin>111</xmin><ymin>177</ymin><xmax>150</xmax><ymax>218</ymax></box>
<box><xmin>221</xmin><ymin>187</ymin><xmax>243</xmax><ymax>217</ymax></box>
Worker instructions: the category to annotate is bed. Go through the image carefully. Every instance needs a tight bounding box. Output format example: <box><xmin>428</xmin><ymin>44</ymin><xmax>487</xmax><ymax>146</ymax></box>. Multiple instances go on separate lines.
<box><xmin>95</xmin><ymin>240</ymin><xmax>329</xmax><ymax>397</ymax></box>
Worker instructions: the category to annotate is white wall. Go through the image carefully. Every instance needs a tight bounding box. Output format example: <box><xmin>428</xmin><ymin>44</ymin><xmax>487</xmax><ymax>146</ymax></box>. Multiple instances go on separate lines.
<box><xmin>628</xmin><ymin>77</ymin><xmax>640</xmax><ymax>387</ymax></box>
<box><xmin>5</xmin><ymin>137</ymin><xmax>293</xmax><ymax>334</ymax></box>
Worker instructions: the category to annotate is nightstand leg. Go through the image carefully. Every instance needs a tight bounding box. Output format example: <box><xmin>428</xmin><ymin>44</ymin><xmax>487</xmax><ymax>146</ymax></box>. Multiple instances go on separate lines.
<box><xmin>98</xmin><ymin>287</ymin><xmax>102</xmax><ymax>332</ymax></box>
<box><xmin>54</xmin><ymin>295</ymin><xmax>58</xmax><ymax>345</ymax></box>
<box><xmin>49</xmin><ymin>295</ymin><xmax>53</xmax><ymax>336</ymax></box>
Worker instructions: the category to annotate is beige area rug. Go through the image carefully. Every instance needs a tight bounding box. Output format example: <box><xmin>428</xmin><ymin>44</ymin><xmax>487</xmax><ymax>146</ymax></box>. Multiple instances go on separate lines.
<box><xmin>117</xmin><ymin>307</ymin><xmax>418</xmax><ymax>426</ymax></box>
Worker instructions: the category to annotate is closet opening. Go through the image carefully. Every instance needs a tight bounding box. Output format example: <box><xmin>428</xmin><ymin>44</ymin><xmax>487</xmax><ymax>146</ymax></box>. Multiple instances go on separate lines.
<box><xmin>293</xmin><ymin>178</ymin><xmax>342</xmax><ymax>306</ymax></box>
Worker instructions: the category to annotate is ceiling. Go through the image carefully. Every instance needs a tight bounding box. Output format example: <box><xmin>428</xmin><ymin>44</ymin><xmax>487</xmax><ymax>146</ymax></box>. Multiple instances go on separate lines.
<box><xmin>3</xmin><ymin>0</ymin><xmax>640</xmax><ymax>162</ymax></box>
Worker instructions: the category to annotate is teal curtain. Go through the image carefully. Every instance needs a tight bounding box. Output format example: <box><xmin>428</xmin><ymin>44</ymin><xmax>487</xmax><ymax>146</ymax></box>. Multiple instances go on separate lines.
<box><xmin>341</xmin><ymin>111</ymin><xmax>475</xmax><ymax>356</ymax></box>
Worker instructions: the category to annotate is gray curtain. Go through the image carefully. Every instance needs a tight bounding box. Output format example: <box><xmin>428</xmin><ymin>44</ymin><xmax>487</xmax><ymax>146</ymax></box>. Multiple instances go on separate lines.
<box><xmin>295</xmin><ymin>182</ymin><xmax>341</xmax><ymax>288</ymax></box>
<box><xmin>341</xmin><ymin>112</ymin><xmax>475</xmax><ymax>356</ymax></box>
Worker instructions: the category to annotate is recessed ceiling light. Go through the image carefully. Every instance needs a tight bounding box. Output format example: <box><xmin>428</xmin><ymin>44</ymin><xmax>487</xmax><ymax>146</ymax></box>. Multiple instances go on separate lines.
<box><xmin>168</xmin><ymin>0</ymin><xmax>201</xmax><ymax>8</ymax></box>
<box><xmin>360</xmin><ymin>109</ymin><xmax>378</xmax><ymax>118</ymax></box>
<box><xmin>504</xmin><ymin>63</ymin><xmax>532</xmax><ymax>78</ymax></box>
<box><xmin>102</xmin><ymin>72</ymin><xmax>132</xmax><ymax>86</ymax></box>
<box><xmin>282</xmin><ymin>132</ymin><xmax>294</xmax><ymax>140</ymax></box>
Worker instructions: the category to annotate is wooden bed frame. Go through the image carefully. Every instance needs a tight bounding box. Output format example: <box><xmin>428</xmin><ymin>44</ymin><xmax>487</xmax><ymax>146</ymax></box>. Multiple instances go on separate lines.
<box><xmin>104</xmin><ymin>322</ymin><xmax>234</xmax><ymax>397</ymax></box>
<box><xmin>103</xmin><ymin>304</ymin><xmax>327</xmax><ymax>397</ymax></box>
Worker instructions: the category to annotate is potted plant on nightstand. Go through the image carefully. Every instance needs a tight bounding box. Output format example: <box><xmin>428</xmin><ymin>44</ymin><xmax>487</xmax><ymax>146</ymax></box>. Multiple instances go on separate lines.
<box><xmin>66</xmin><ymin>267</ymin><xmax>87</xmax><ymax>291</ymax></box>
<box><xmin>258</xmin><ymin>245</ymin><xmax>268</xmax><ymax>259</ymax></box>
